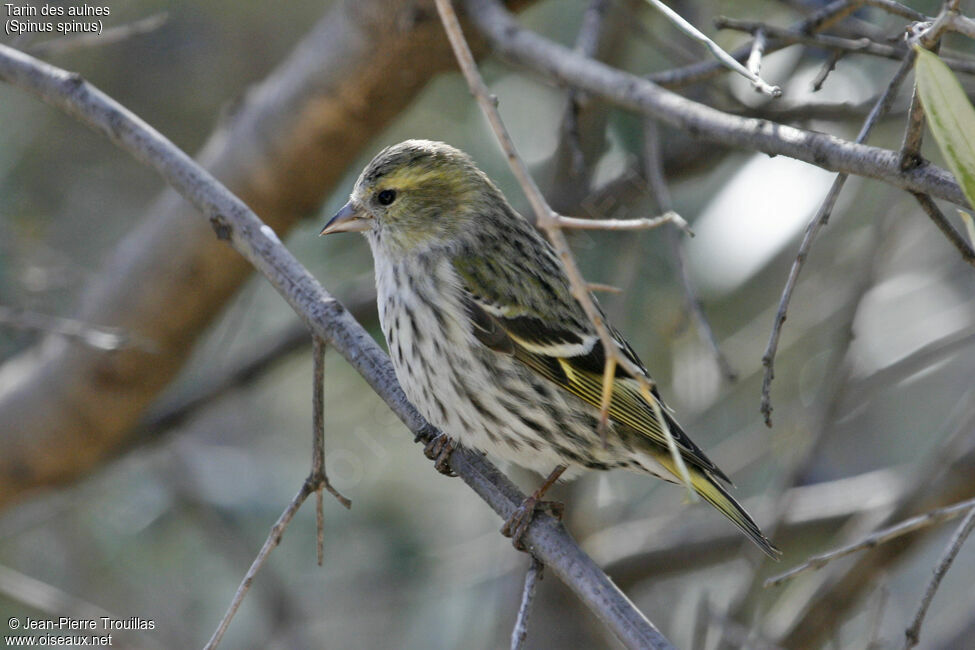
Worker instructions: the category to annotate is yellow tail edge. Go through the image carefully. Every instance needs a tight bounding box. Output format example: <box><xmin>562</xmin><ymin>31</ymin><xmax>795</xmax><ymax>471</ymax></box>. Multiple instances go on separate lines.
<box><xmin>658</xmin><ymin>455</ymin><xmax>781</xmax><ymax>559</ymax></box>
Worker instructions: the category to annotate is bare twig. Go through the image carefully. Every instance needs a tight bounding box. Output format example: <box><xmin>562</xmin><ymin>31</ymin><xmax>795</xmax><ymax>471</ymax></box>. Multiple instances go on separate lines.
<box><xmin>647</xmin><ymin>0</ymin><xmax>863</xmax><ymax>88</ymax></box>
<box><xmin>714</xmin><ymin>17</ymin><xmax>975</xmax><ymax>76</ymax></box>
<box><xmin>643</xmin><ymin>119</ymin><xmax>737</xmax><ymax>381</ymax></box>
<box><xmin>767</xmin><ymin>496</ymin><xmax>975</xmax><ymax>587</ymax></box>
<box><xmin>781</xmin><ymin>396</ymin><xmax>975</xmax><ymax>647</ymax></box>
<box><xmin>904</xmin><ymin>505</ymin><xmax>975</xmax><ymax>648</ymax></box>
<box><xmin>462</xmin><ymin>0</ymin><xmax>969</xmax><ymax>207</ymax></box>
<box><xmin>204</xmin><ymin>478</ymin><xmax>320</xmax><ymax>650</ymax></box>
<box><xmin>207</xmin><ymin>336</ymin><xmax>349</xmax><ymax>648</ymax></box>
<box><xmin>0</xmin><ymin>40</ymin><xmax>672</xmax><ymax>650</ymax></box>
<box><xmin>759</xmin><ymin>51</ymin><xmax>915</xmax><ymax>426</ymax></box>
<box><xmin>312</xmin><ymin>337</ymin><xmax>350</xmax><ymax>556</ymax></box>
<box><xmin>812</xmin><ymin>50</ymin><xmax>844</xmax><ymax>92</ymax></box>
<box><xmin>511</xmin><ymin>557</ymin><xmax>544</xmax><ymax>650</ymax></box>
<box><xmin>435</xmin><ymin>0</ymin><xmax>697</xmax><ymax>500</ymax></box>
<box><xmin>912</xmin><ymin>193</ymin><xmax>975</xmax><ymax>267</ymax></box>
<box><xmin>643</xmin><ymin>0</ymin><xmax>781</xmax><ymax>96</ymax></box>
<box><xmin>747</xmin><ymin>28</ymin><xmax>768</xmax><ymax>83</ymax></box>
<box><xmin>899</xmin><ymin>84</ymin><xmax>926</xmax><ymax>171</ymax></box>
<box><xmin>555</xmin><ymin>211</ymin><xmax>690</xmax><ymax>232</ymax></box>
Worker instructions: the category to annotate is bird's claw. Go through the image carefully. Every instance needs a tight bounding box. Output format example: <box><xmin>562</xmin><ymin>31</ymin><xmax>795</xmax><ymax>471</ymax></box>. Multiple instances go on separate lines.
<box><xmin>501</xmin><ymin>497</ymin><xmax>564</xmax><ymax>551</ymax></box>
<box><xmin>423</xmin><ymin>433</ymin><xmax>456</xmax><ymax>477</ymax></box>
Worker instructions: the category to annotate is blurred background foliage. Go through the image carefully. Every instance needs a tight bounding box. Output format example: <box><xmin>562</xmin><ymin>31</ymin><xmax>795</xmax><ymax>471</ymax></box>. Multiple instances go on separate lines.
<box><xmin>2</xmin><ymin>0</ymin><xmax>975</xmax><ymax>648</ymax></box>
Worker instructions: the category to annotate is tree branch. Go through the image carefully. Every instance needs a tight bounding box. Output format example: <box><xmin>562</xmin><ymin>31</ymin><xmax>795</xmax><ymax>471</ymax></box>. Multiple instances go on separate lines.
<box><xmin>463</xmin><ymin>0</ymin><xmax>970</xmax><ymax>207</ymax></box>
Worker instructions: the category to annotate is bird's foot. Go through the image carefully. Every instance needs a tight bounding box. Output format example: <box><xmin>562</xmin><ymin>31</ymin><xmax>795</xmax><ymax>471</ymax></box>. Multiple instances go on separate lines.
<box><xmin>423</xmin><ymin>433</ymin><xmax>456</xmax><ymax>477</ymax></box>
<box><xmin>501</xmin><ymin>497</ymin><xmax>564</xmax><ymax>551</ymax></box>
<box><xmin>501</xmin><ymin>464</ymin><xmax>568</xmax><ymax>550</ymax></box>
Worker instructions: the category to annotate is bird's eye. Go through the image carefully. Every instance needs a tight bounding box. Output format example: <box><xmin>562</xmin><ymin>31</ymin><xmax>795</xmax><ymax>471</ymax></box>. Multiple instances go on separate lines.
<box><xmin>377</xmin><ymin>189</ymin><xmax>397</xmax><ymax>206</ymax></box>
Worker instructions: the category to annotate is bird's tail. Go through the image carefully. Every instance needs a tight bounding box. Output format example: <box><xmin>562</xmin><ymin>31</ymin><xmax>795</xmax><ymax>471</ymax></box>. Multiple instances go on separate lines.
<box><xmin>656</xmin><ymin>454</ymin><xmax>781</xmax><ymax>559</ymax></box>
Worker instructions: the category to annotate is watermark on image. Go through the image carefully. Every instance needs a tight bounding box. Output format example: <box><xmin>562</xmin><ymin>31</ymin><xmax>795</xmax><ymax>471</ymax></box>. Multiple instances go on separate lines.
<box><xmin>5</xmin><ymin>616</ymin><xmax>154</xmax><ymax>647</ymax></box>
<box><xmin>4</xmin><ymin>3</ymin><xmax>109</xmax><ymax>36</ymax></box>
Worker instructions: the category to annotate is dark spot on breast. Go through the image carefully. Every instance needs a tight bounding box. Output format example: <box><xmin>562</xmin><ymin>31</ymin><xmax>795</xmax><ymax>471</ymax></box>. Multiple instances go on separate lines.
<box><xmin>470</xmin><ymin>394</ymin><xmax>502</xmax><ymax>425</ymax></box>
<box><xmin>517</xmin><ymin>414</ymin><xmax>547</xmax><ymax>434</ymax></box>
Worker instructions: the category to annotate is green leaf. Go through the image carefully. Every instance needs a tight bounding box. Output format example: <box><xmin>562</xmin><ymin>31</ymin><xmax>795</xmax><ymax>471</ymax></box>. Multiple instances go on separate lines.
<box><xmin>914</xmin><ymin>46</ymin><xmax>975</xmax><ymax>212</ymax></box>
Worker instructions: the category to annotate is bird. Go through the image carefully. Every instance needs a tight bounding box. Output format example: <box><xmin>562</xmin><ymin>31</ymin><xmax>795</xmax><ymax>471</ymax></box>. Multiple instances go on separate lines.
<box><xmin>320</xmin><ymin>139</ymin><xmax>779</xmax><ymax>558</ymax></box>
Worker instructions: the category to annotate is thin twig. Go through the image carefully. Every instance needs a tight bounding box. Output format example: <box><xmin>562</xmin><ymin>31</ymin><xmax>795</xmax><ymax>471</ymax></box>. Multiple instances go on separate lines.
<box><xmin>311</xmin><ymin>336</ymin><xmax>350</xmax><ymax>510</ymax></box>
<box><xmin>766</xmin><ymin>496</ymin><xmax>975</xmax><ymax>587</ymax></box>
<box><xmin>312</xmin><ymin>338</ymin><xmax>325</xmax><ymax>564</ymax></box>
<box><xmin>553</xmin><ymin>211</ymin><xmax>690</xmax><ymax>232</ymax></box>
<box><xmin>811</xmin><ymin>50</ymin><xmax>844</xmax><ymax>92</ymax></box>
<box><xmin>207</xmin><ymin>336</ymin><xmax>349</xmax><ymax>648</ymax></box>
<box><xmin>646</xmin><ymin>0</ymin><xmax>863</xmax><ymax>88</ymax></box>
<box><xmin>435</xmin><ymin>0</ymin><xmax>697</xmax><ymax>499</ymax></box>
<box><xmin>715</xmin><ymin>17</ymin><xmax>975</xmax><ymax>77</ymax></box>
<box><xmin>912</xmin><ymin>193</ymin><xmax>975</xmax><ymax>267</ymax></box>
<box><xmin>759</xmin><ymin>51</ymin><xmax>915</xmax><ymax>426</ymax></box>
<box><xmin>903</xmin><ymin>505</ymin><xmax>975</xmax><ymax>648</ymax></box>
<box><xmin>204</xmin><ymin>479</ymin><xmax>318</xmax><ymax>650</ymax></box>
<box><xmin>644</xmin><ymin>0</ymin><xmax>781</xmax><ymax>96</ymax></box>
<box><xmin>899</xmin><ymin>27</ymin><xmax>942</xmax><ymax>171</ymax></box>
<box><xmin>747</xmin><ymin>28</ymin><xmax>768</xmax><ymax>82</ymax></box>
<box><xmin>643</xmin><ymin>119</ymin><xmax>737</xmax><ymax>381</ymax></box>
<box><xmin>511</xmin><ymin>557</ymin><xmax>544</xmax><ymax>650</ymax></box>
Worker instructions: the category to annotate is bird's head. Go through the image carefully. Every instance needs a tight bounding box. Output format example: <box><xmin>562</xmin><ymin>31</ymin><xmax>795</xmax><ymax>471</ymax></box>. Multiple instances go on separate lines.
<box><xmin>320</xmin><ymin>140</ymin><xmax>504</xmax><ymax>255</ymax></box>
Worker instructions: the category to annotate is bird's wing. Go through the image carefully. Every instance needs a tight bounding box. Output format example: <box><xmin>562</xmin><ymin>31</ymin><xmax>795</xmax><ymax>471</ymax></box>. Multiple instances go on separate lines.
<box><xmin>452</xmin><ymin>253</ymin><xmax>730</xmax><ymax>484</ymax></box>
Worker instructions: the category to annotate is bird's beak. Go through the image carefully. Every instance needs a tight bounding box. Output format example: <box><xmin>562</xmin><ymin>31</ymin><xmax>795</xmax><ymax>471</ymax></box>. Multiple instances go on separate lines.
<box><xmin>320</xmin><ymin>201</ymin><xmax>371</xmax><ymax>235</ymax></box>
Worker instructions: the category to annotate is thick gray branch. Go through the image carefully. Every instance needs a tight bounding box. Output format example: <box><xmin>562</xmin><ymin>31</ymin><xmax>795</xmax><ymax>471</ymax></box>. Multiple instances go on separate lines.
<box><xmin>464</xmin><ymin>0</ymin><xmax>969</xmax><ymax>208</ymax></box>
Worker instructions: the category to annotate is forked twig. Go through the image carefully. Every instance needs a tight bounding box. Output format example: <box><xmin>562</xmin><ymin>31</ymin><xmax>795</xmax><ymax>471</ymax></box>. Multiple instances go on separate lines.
<box><xmin>206</xmin><ymin>337</ymin><xmax>349</xmax><ymax>649</ymax></box>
